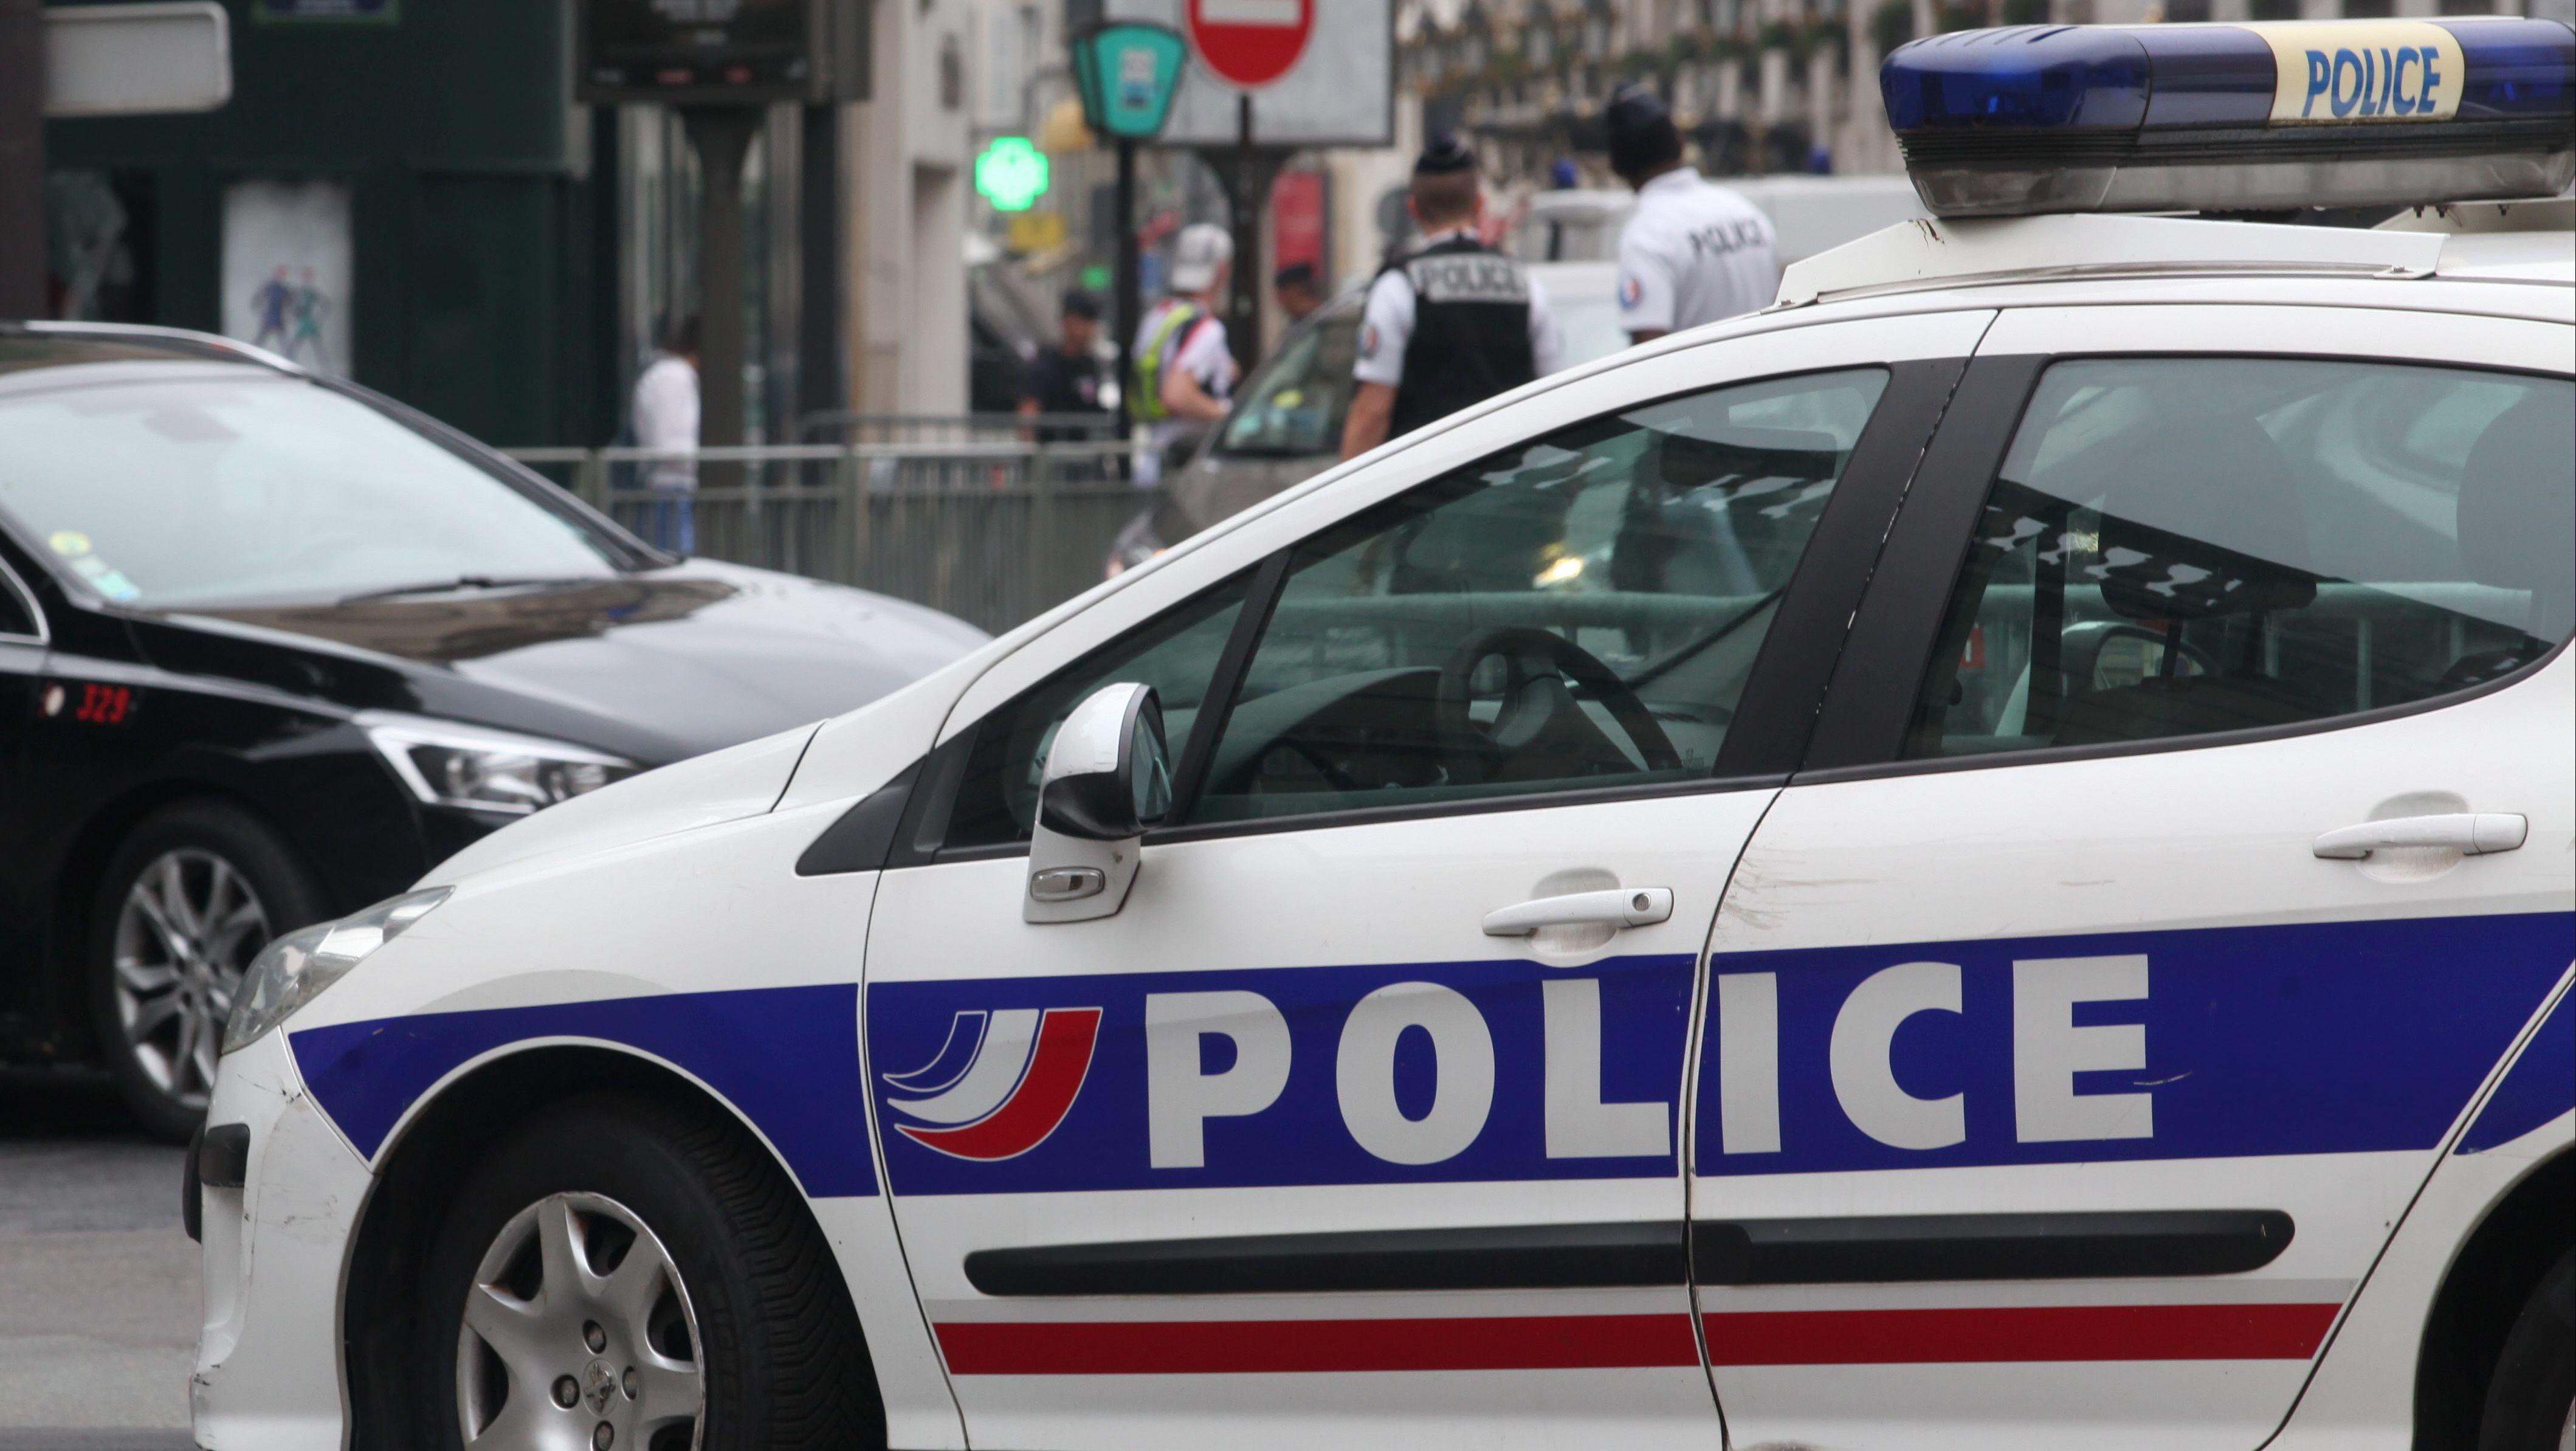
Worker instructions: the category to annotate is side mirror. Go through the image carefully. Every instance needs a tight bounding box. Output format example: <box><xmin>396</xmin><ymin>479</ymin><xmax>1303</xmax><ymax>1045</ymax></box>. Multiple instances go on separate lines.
<box><xmin>1025</xmin><ymin>682</ymin><xmax>1170</xmax><ymax>923</ymax></box>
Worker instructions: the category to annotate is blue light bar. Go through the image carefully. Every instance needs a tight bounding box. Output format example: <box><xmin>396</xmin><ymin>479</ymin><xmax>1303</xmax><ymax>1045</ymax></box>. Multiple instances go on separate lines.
<box><xmin>1883</xmin><ymin>19</ymin><xmax>2575</xmax><ymax>216</ymax></box>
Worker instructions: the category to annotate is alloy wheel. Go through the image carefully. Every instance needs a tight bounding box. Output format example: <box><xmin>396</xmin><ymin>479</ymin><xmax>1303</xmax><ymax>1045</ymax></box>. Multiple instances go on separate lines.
<box><xmin>111</xmin><ymin>847</ymin><xmax>270</xmax><ymax>1107</ymax></box>
<box><xmin>457</xmin><ymin>1191</ymin><xmax>706</xmax><ymax>1451</ymax></box>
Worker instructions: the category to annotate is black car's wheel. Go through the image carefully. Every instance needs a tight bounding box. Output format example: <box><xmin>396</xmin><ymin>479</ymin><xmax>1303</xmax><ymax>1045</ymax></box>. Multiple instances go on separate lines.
<box><xmin>2479</xmin><ymin>1246</ymin><xmax>2576</xmax><ymax>1451</ymax></box>
<box><xmin>416</xmin><ymin>1095</ymin><xmax>880</xmax><ymax>1451</ymax></box>
<box><xmin>89</xmin><ymin>800</ymin><xmax>327</xmax><ymax>1140</ymax></box>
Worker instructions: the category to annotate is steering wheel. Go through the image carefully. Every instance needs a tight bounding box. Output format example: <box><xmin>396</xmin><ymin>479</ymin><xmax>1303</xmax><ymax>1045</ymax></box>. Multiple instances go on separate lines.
<box><xmin>1435</xmin><ymin>626</ymin><xmax>1682</xmax><ymax>781</ymax></box>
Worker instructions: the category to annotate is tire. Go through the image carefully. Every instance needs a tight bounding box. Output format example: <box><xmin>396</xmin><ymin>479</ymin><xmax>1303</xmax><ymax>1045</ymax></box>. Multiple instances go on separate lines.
<box><xmin>2479</xmin><ymin>1246</ymin><xmax>2576</xmax><ymax>1451</ymax></box>
<box><xmin>413</xmin><ymin>1094</ymin><xmax>880</xmax><ymax>1451</ymax></box>
<box><xmin>88</xmin><ymin>800</ymin><xmax>328</xmax><ymax>1141</ymax></box>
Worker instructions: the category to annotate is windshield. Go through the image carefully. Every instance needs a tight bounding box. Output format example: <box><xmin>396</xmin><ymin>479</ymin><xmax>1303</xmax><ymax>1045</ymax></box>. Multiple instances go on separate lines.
<box><xmin>1216</xmin><ymin>289</ymin><xmax>1632</xmax><ymax>462</ymax></box>
<box><xmin>1216</xmin><ymin>305</ymin><xmax>1360</xmax><ymax>458</ymax></box>
<box><xmin>0</xmin><ymin>373</ymin><xmax>627</xmax><ymax>609</ymax></box>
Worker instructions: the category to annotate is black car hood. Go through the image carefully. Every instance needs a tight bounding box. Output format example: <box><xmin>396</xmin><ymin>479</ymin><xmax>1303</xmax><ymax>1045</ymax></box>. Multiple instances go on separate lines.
<box><xmin>136</xmin><ymin>560</ymin><xmax>988</xmax><ymax>764</ymax></box>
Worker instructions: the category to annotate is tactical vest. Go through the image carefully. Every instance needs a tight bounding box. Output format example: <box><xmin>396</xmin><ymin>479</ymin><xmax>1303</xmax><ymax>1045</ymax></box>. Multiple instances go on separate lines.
<box><xmin>1129</xmin><ymin>302</ymin><xmax>1208</xmax><ymax>425</ymax></box>
<box><xmin>1382</xmin><ymin>235</ymin><xmax>1536</xmax><ymax>441</ymax></box>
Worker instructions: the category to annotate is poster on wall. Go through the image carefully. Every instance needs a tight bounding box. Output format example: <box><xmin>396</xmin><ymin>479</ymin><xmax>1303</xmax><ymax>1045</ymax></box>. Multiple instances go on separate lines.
<box><xmin>221</xmin><ymin>179</ymin><xmax>352</xmax><ymax>376</ymax></box>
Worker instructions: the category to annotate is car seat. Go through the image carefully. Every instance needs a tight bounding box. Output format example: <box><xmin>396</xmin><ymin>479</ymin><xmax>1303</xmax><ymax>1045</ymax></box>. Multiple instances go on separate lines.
<box><xmin>2048</xmin><ymin>414</ymin><xmax>2327</xmax><ymax>746</ymax></box>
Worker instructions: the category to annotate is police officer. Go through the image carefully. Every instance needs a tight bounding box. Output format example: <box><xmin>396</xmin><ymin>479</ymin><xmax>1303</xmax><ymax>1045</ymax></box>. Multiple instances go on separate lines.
<box><xmin>1607</xmin><ymin>83</ymin><xmax>1780</xmax><ymax>344</ymax></box>
<box><xmin>1341</xmin><ymin>135</ymin><xmax>1565</xmax><ymax>459</ymax></box>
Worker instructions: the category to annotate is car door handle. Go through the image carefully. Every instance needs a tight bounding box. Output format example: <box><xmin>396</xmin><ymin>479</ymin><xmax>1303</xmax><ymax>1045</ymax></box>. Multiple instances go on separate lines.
<box><xmin>2313</xmin><ymin>813</ymin><xmax>2527</xmax><ymax>860</ymax></box>
<box><xmin>1481</xmin><ymin>887</ymin><xmax>1673</xmax><ymax>937</ymax></box>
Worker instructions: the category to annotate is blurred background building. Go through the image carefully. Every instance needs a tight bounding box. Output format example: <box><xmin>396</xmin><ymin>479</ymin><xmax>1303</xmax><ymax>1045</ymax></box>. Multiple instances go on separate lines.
<box><xmin>36</xmin><ymin>0</ymin><xmax>2573</xmax><ymax>446</ymax></box>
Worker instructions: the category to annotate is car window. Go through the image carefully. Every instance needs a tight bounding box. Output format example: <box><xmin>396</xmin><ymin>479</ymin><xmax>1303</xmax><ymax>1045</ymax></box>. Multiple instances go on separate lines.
<box><xmin>0</xmin><ymin>559</ymin><xmax>37</xmax><ymax>638</ymax></box>
<box><xmin>0</xmin><ymin>374</ymin><xmax>624</xmax><ymax>609</ymax></box>
<box><xmin>1217</xmin><ymin>305</ymin><xmax>1360</xmax><ymax>458</ymax></box>
<box><xmin>1907</xmin><ymin>357</ymin><xmax>2574</xmax><ymax>758</ymax></box>
<box><xmin>1187</xmin><ymin>367</ymin><xmax>1889</xmax><ymax>824</ymax></box>
<box><xmin>942</xmin><ymin>571</ymin><xmax>1256</xmax><ymax>849</ymax></box>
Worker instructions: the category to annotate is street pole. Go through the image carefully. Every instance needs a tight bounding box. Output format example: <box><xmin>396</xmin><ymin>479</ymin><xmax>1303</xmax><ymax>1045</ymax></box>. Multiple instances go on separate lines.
<box><xmin>0</xmin><ymin>0</ymin><xmax>47</xmax><ymax>319</ymax></box>
<box><xmin>797</xmin><ymin>102</ymin><xmax>845</xmax><ymax>432</ymax></box>
<box><xmin>1115</xmin><ymin>137</ymin><xmax>1139</xmax><ymax>437</ymax></box>
<box><xmin>684</xmin><ymin>107</ymin><xmax>760</xmax><ymax>483</ymax></box>
<box><xmin>1219</xmin><ymin>94</ymin><xmax>1287</xmax><ymax>379</ymax></box>
<box><xmin>1227</xmin><ymin>94</ymin><xmax>1259</xmax><ymax>378</ymax></box>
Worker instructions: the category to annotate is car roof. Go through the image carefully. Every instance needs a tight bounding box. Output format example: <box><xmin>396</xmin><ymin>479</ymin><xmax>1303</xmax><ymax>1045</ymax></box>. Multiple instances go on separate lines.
<box><xmin>0</xmin><ymin>322</ymin><xmax>301</xmax><ymax>398</ymax></box>
<box><xmin>1779</xmin><ymin>201</ymin><xmax>2575</xmax><ymax>306</ymax></box>
<box><xmin>1522</xmin><ymin>188</ymin><xmax>1633</xmax><ymax>222</ymax></box>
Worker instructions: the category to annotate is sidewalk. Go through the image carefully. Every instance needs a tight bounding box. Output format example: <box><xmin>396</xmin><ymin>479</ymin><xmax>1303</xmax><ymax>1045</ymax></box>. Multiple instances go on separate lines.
<box><xmin>0</xmin><ymin>1074</ymin><xmax>196</xmax><ymax>1448</ymax></box>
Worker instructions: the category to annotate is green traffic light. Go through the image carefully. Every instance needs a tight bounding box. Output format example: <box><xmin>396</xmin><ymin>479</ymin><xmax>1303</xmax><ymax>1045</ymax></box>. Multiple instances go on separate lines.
<box><xmin>975</xmin><ymin>137</ymin><xmax>1050</xmax><ymax>213</ymax></box>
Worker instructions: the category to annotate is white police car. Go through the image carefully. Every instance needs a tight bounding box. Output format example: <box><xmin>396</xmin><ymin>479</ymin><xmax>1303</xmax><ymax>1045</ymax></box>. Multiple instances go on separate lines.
<box><xmin>193</xmin><ymin>19</ymin><xmax>2574</xmax><ymax>1451</ymax></box>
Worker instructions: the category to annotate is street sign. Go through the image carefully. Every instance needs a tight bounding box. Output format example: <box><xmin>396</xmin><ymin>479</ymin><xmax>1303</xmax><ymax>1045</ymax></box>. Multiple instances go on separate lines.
<box><xmin>42</xmin><ymin>2</ymin><xmax>232</xmax><ymax>117</ymax></box>
<box><xmin>1184</xmin><ymin>0</ymin><xmax>1311</xmax><ymax>90</ymax></box>
<box><xmin>1070</xmin><ymin>21</ymin><xmax>1187</xmax><ymax>142</ymax></box>
<box><xmin>975</xmin><ymin>137</ymin><xmax>1050</xmax><ymax>213</ymax></box>
<box><xmin>1105</xmin><ymin>0</ymin><xmax>1392</xmax><ymax>150</ymax></box>
<box><xmin>1007</xmin><ymin>212</ymin><xmax>1067</xmax><ymax>253</ymax></box>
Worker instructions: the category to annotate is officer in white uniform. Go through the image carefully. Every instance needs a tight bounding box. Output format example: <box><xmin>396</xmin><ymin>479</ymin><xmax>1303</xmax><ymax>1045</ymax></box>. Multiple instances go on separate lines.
<box><xmin>1607</xmin><ymin>84</ymin><xmax>1780</xmax><ymax>344</ymax></box>
<box><xmin>1341</xmin><ymin>135</ymin><xmax>1566</xmax><ymax>459</ymax></box>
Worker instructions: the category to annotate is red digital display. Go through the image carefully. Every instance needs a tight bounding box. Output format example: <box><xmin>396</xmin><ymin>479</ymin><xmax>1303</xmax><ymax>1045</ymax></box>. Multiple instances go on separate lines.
<box><xmin>44</xmin><ymin>680</ymin><xmax>137</xmax><ymax>725</ymax></box>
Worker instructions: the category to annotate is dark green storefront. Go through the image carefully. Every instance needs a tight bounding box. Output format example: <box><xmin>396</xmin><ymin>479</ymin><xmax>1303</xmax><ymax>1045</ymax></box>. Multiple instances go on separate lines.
<box><xmin>45</xmin><ymin>0</ymin><xmax>620</xmax><ymax>449</ymax></box>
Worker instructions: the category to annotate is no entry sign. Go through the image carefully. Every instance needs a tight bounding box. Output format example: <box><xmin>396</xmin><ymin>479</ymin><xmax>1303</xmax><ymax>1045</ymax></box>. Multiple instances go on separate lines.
<box><xmin>1185</xmin><ymin>0</ymin><xmax>1313</xmax><ymax>90</ymax></box>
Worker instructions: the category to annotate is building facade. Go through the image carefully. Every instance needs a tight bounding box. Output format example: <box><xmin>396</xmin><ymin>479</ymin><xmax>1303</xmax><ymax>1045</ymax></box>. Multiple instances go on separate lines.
<box><xmin>44</xmin><ymin>0</ymin><xmax>621</xmax><ymax>450</ymax></box>
<box><xmin>1398</xmin><ymin>0</ymin><xmax>2563</xmax><ymax>187</ymax></box>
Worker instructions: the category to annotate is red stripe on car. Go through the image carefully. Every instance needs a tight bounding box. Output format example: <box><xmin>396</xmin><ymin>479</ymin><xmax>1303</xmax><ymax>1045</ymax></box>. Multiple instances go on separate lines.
<box><xmin>934</xmin><ymin>1302</ymin><xmax>2341</xmax><ymax>1374</ymax></box>
<box><xmin>1700</xmin><ymin>1302</ymin><xmax>2341</xmax><ymax>1364</ymax></box>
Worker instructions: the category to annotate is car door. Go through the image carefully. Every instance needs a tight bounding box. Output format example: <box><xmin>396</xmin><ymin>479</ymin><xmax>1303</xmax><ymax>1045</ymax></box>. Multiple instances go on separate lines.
<box><xmin>858</xmin><ymin>312</ymin><xmax>1992</xmax><ymax>1450</ymax></box>
<box><xmin>0</xmin><ymin>545</ymin><xmax>46</xmax><ymax>1015</ymax></box>
<box><xmin>1688</xmin><ymin>303</ymin><xmax>2576</xmax><ymax>1451</ymax></box>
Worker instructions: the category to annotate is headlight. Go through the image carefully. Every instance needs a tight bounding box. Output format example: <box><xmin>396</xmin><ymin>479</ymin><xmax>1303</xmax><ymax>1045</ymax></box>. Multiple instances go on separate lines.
<box><xmin>222</xmin><ymin>887</ymin><xmax>450</xmax><ymax>1055</ymax></box>
<box><xmin>360</xmin><ymin>711</ymin><xmax>635</xmax><ymax>815</ymax></box>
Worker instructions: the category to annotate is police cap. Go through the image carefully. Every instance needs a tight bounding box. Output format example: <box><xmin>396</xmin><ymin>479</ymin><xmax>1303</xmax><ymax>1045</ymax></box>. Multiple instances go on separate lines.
<box><xmin>1605</xmin><ymin>83</ymin><xmax>1682</xmax><ymax>179</ymax></box>
<box><xmin>1414</xmin><ymin>132</ymin><xmax>1478</xmax><ymax>177</ymax></box>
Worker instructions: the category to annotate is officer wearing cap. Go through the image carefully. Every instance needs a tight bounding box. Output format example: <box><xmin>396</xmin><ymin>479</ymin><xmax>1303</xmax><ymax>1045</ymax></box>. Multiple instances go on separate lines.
<box><xmin>1607</xmin><ymin>83</ymin><xmax>1779</xmax><ymax>343</ymax></box>
<box><xmin>1341</xmin><ymin>134</ymin><xmax>1566</xmax><ymax>459</ymax></box>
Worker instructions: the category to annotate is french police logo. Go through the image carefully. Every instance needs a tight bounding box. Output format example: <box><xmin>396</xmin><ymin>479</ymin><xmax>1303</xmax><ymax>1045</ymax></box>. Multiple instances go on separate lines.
<box><xmin>1618</xmin><ymin>272</ymin><xmax>1644</xmax><ymax>311</ymax></box>
<box><xmin>1360</xmin><ymin>323</ymin><xmax>1380</xmax><ymax>359</ymax></box>
<box><xmin>881</xmin><ymin>1007</ymin><xmax>1101</xmax><ymax>1160</ymax></box>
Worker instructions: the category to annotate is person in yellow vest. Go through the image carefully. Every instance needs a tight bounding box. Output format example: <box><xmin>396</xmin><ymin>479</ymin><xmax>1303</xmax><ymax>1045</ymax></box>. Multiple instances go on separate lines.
<box><xmin>1128</xmin><ymin>222</ymin><xmax>1236</xmax><ymax>486</ymax></box>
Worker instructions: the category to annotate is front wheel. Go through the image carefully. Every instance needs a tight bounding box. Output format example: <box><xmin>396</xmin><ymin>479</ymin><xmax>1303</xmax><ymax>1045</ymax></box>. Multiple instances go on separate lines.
<box><xmin>89</xmin><ymin>801</ymin><xmax>326</xmax><ymax>1140</ymax></box>
<box><xmin>416</xmin><ymin>1095</ymin><xmax>880</xmax><ymax>1450</ymax></box>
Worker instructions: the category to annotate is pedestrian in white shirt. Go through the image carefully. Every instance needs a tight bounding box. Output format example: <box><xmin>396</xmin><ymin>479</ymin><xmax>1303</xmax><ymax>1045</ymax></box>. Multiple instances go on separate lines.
<box><xmin>1129</xmin><ymin>223</ymin><xmax>1237</xmax><ymax>486</ymax></box>
<box><xmin>630</xmin><ymin>315</ymin><xmax>700</xmax><ymax>554</ymax></box>
<box><xmin>1607</xmin><ymin>84</ymin><xmax>1780</xmax><ymax>344</ymax></box>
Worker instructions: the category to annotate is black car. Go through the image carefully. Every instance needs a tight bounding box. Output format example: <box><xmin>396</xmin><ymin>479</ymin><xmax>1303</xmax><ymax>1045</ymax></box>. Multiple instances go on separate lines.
<box><xmin>0</xmin><ymin>323</ymin><xmax>987</xmax><ymax>1136</ymax></box>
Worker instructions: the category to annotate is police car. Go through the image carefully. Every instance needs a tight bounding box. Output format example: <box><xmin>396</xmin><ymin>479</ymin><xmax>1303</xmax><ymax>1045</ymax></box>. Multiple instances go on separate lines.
<box><xmin>194</xmin><ymin>18</ymin><xmax>2573</xmax><ymax>1451</ymax></box>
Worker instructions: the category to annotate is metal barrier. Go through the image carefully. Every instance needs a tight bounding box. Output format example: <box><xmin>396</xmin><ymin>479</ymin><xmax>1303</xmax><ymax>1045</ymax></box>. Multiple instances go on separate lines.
<box><xmin>795</xmin><ymin>411</ymin><xmax>1125</xmax><ymax>444</ymax></box>
<box><xmin>506</xmin><ymin>441</ymin><xmax>1144</xmax><ymax>636</ymax></box>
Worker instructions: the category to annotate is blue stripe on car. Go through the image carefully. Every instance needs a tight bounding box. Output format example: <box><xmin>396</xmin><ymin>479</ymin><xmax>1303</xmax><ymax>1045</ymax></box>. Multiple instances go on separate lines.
<box><xmin>290</xmin><ymin>984</ymin><xmax>877</xmax><ymax>1197</ymax></box>
<box><xmin>2455</xmin><ymin>984</ymin><xmax>2575</xmax><ymax>1154</ymax></box>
